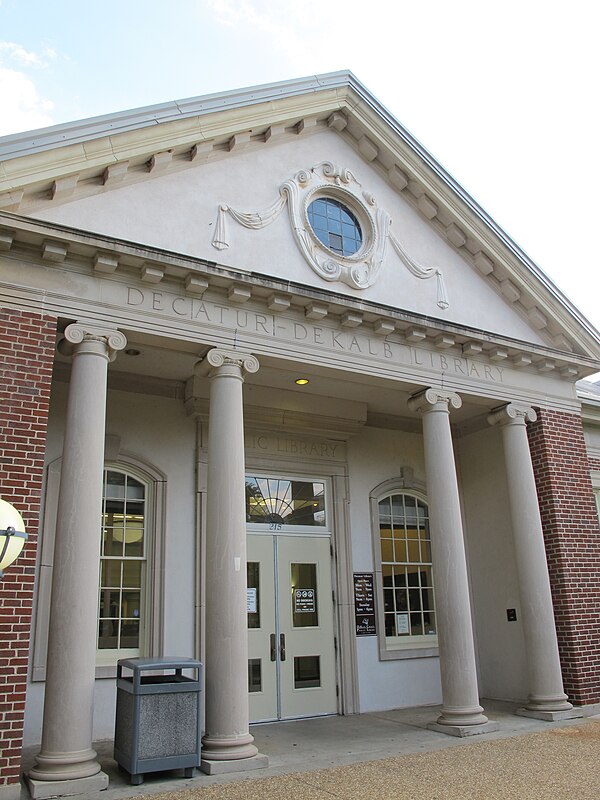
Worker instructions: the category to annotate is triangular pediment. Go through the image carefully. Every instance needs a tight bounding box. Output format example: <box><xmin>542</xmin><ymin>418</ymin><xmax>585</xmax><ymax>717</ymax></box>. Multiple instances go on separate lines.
<box><xmin>1</xmin><ymin>72</ymin><xmax>599</xmax><ymax>366</ymax></box>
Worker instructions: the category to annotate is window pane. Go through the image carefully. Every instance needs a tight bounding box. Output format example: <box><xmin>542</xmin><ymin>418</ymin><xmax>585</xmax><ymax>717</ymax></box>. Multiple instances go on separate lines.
<box><xmin>98</xmin><ymin>589</ymin><xmax>120</xmax><ymax>618</ymax></box>
<box><xmin>424</xmin><ymin>613</ymin><xmax>436</xmax><ymax>635</ymax></box>
<box><xmin>382</xmin><ymin>564</ymin><xmax>393</xmax><ymax>585</ymax></box>
<box><xmin>291</xmin><ymin>563</ymin><xmax>318</xmax><ymax>628</ymax></box>
<box><xmin>380</xmin><ymin>538</ymin><xmax>393</xmax><ymax>562</ymax></box>
<box><xmin>105</xmin><ymin>471</ymin><xmax>125</xmax><ymax>498</ymax></box>
<box><xmin>120</xmin><ymin>619</ymin><xmax>140</xmax><ymax>648</ymax></box>
<box><xmin>246</xmin><ymin>477</ymin><xmax>326</xmax><ymax>527</ymax></box>
<box><xmin>410</xmin><ymin>613</ymin><xmax>423</xmax><ymax>636</ymax></box>
<box><xmin>395</xmin><ymin>540</ymin><xmax>408</xmax><ymax>563</ymax></box>
<box><xmin>393</xmin><ymin>566</ymin><xmax>406</xmax><ymax>586</ymax></box>
<box><xmin>248</xmin><ymin>659</ymin><xmax>262</xmax><ymax>693</ymax></box>
<box><xmin>126</xmin><ymin>478</ymin><xmax>145</xmax><ymax>500</ymax></box>
<box><xmin>101</xmin><ymin>560</ymin><xmax>122</xmax><ymax>587</ymax></box>
<box><xmin>122</xmin><ymin>591</ymin><xmax>141</xmax><ymax>619</ymax></box>
<box><xmin>122</xmin><ymin>561</ymin><xmax>142</xmax><ymax>588</ymax></box>
<box><xmin>98</xmin><ymin>619</ymin><xmax>119</xmax><ymax>649</ymax></box>
<box><xmin>247</xmin><ymin>562</ymin><xmax>260</xmax><ymax>629</ymax></box>
<box><xmin>294</xmin><ymin>655</ymin><xmax>321</xmax><ymax>688</ymax></box>
<box><xmin>394</xmin><ymin>588</ymin><xmax>408</xmax><ymax>611</ymax></box>
<box><xmin>384</xmin><ymin>588</ymin><xmax>394</xmax><ymax>612</ymax></box>
<box><xmin>378</xmin><ymin>497</ymin><xmax>391</xmax><ymax>519</ymax></box>
<box><xmin>406</xmin><ymin>539</ymin><xmax>420</xmax><ymax>563</ymax></box>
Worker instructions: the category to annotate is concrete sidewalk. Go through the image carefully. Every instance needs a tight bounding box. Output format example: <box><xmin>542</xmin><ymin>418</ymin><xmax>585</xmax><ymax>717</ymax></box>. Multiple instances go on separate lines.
<box><xmin>20</xmin><ymin>700</ymin><xmax>600</xmax><ymax>800</ymax></box>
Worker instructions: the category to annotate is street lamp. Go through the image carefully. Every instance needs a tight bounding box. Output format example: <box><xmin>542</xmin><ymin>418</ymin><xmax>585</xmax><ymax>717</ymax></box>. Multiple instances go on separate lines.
<box><xmin>0</xmin><ymin>499</ymin><xmax>27</xmax><ymax>579</ymax></box>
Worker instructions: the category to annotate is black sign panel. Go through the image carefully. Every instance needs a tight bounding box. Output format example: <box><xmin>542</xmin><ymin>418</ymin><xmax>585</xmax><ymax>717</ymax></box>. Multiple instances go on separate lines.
<box><xmin>353</xmin><ymin>572</ymin><xmax>376</xmax><ymax>636</ymax></box>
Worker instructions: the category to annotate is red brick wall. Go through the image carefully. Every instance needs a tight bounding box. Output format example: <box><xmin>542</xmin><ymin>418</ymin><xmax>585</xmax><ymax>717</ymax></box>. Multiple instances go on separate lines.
<box><xmin>0</xmin><ymin>309</ymin><xmax>56</xmax><ymax>788</ymax></box>
<box><xmin>528</xmin><ymin>408</ymin><xmax>600</xmax><ymax>705</ymax></box>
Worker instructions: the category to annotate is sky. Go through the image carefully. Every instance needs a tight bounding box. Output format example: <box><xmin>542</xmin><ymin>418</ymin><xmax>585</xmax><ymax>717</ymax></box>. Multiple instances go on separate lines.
<box><xmin>1</xmin><ymin>0</ymin><xmax>599</xmax><ymax>347</ymax></box>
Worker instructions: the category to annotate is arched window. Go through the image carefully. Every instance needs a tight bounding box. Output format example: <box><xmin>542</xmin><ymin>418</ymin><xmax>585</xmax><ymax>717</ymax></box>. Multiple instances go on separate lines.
<box><xmin>33</xmin><ymin>454</ymin><xmax>165</xmax><ymax>681</ymax></box>
<box><xmin>371</xmin><ymin>478</ymin><xmax>439</xmax><ymax>660</ymax></box>
<box><xmin>98</xmin><ymin>468</ymin><xmax>148</xmax><ymax>659</ymax></box>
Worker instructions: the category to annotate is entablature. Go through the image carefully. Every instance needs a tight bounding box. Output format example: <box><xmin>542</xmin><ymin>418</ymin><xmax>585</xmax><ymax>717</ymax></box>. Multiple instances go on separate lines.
<box><xmin>1</xmin><ymin>210</ymin><xmax>599</xmax><ymax>384</ymax></box>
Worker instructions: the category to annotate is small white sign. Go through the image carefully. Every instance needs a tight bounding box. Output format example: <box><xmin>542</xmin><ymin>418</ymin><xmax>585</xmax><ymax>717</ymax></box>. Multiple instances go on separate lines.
<box><xmin>396</xmin><ymin>612</ymin><xmax>410</xmax><ymax>634</ymax></box>
<box><xmin>247</xmin><ymin>588</ymin><xmax>257</xmax><ymax>613</ymax></box>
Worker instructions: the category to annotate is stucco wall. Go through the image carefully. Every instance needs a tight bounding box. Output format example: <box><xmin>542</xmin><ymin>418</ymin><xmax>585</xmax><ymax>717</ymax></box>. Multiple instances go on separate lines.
<box><xmin>456</xmin><ymin>426</ymin><xmax>529</xmax><ymax>701</ymax></box>
<box><xmin>346</xmin><ymin>425</ymin><xmax>443</xmax><ymax>712</ymax></box>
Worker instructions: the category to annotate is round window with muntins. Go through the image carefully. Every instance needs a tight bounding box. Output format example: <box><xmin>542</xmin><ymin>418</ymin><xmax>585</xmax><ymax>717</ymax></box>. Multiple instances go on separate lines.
<box><xmin>307</xmin><ymin>197</ymin><xmax>363</xmax><ymax>257</ymax></box>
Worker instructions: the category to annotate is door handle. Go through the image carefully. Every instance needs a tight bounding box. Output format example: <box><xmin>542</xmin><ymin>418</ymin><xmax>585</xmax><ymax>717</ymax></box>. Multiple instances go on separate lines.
<box><xmin>279</xmin><ymin>633</ymin><xmax>286</xmax><ymax>661</ymax></box>
<box><xmin>270</xmin><ymin>633</ymin><xmax>277</xmax><ymax>661</ymax></box>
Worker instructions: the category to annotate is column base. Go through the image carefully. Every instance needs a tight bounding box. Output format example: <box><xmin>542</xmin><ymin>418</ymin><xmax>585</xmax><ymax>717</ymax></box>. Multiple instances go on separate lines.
<box><xmin>200</xmin><ymin>753</ymin><xmax>269</xmax><ymax>775</ymax></box>
<box><xmin>516</xmin><ymin>707</ymin><xmax>584</xmax><ymax>722</ymax></box>
<box><xmin>435</xmin><ymin>704</ymin><xmax>490</xmax><ymax>727</ymax></box>
<box><xmin>428</xmin><ymin>721</ymin><xmax>500</xmax><ymax>738</ymax></box>
<box><xmin>25</xmin><ymin>771</ymin><xmax>109</xmax><ymax>799</ymax></box>
<box><xmin>201</xmin><ymin>732</ymin><xmax>259</xmax><ymax>761</ymax></box>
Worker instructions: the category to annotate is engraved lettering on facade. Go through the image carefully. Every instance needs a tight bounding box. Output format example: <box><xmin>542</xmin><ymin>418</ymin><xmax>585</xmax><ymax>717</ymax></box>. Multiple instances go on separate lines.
<box><xmin>124</xmin><ymin>286</ymin><xmax>505</xmax><ymax>383</ymax></box>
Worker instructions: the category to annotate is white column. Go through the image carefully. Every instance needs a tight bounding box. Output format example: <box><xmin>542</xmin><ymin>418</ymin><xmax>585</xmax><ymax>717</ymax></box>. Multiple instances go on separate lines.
<box><xmin>488</xmin><ymin>403</ymin><xmax>574</xmax><ymax>718</ymax></box>
<box><xmin>200</xmin><ymin>349</ymin><xmax>268</xmax><ymax>774</ymax></box>
<box><xmin>27</xmin><ymin>323</ymin><xmax>126</xmax><ymax>797</ymax></box>
<box><xmin>408</xmin><ymin>388</ymin><xmax>495</xmax><ymax>735</ymax></box>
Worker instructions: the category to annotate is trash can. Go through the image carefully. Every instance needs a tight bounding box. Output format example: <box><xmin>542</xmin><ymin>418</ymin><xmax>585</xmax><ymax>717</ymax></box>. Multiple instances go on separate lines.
<box><xmin>114</xmin><ymin>657</ymin><xmax>203</xmax><ymax>785</ymax></box>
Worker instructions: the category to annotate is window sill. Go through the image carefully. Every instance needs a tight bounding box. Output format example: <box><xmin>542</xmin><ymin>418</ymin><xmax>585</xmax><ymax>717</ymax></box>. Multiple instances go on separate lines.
<box><xmin>32</xmin><ymin>665</ymin><xmax>121</xmax><ymax>682</ymax></box>
<box><xmin>378</xmin><ymin>646</ymin><xmax>439</xmax><ymax>661</ymax></box>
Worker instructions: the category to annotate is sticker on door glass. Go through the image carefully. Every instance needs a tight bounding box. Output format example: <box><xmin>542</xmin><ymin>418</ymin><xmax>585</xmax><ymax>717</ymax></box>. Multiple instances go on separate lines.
<box><xmin>247</xmin><ymin>587</ymin><xmax>258</xmax><ymax>613</ymax></box>
<box><xmin>294</xmin><ymin>588</ymin><xmax>316</xmax><ymax>613</ymax></box>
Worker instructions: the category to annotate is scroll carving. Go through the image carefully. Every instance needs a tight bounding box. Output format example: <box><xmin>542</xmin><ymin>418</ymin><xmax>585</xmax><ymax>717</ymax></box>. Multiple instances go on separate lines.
<box><xmin>211</xmin><ymin>162</ymin><xmax>449</xmax><ymax>308</ymax></box>
<box><xmin>206</xmin><ymin>348</ymin><xmax>260</xmax><ymax>375</ymax></box>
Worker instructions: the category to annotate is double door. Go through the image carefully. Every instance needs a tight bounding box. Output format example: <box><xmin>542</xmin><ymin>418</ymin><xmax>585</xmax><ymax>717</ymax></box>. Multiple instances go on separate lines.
<box><xmin>247</xmin><ymin>533</ymin><xmax>337</xmax><ymax>722</ymax></box>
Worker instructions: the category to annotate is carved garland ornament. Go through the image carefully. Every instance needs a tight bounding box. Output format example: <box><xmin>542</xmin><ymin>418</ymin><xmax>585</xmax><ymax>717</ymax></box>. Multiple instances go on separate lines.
<box><xmin>212</xmin><ymin>162</ymin><xmax>449</xmax><ymax>309</ymax></box>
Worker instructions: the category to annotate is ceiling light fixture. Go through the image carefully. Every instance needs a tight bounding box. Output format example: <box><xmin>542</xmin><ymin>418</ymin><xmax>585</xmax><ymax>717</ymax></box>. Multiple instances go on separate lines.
<box><xmin>295</xmin><ymin>378</ymin><xmax>309</xmax><ymax>385</ymax></box>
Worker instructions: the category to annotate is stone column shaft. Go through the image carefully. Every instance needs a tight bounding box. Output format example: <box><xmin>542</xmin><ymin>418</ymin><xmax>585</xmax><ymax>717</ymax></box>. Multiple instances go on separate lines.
<box><xmin>409</xmin><ymin>388</ymin><xmax>491</xmax><ymax>732</ymax></box>
<box><xmin>200</xmin><ymin>349</ymin><xmax>267</xmax><ymax>773</ymax></box>
<box><xmin>489</xmin><ymin>403</ymin><xmax>572</xmax><ymax>716</ymax></box>
<box><xmin>28</xmin><ymin>323</ymin><xmax>125</xmax><ymax>795</ymax></box>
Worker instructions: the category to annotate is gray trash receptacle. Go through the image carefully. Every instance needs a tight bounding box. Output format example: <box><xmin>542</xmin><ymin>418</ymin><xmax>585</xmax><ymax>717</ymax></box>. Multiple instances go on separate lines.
<box><xmin>114</xmin><ymin>657</ymin><xmax>203</xmax><ymax>785</ymax></box>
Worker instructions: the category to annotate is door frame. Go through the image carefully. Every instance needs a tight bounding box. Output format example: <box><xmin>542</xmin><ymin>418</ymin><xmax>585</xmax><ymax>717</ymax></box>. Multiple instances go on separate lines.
<box><xmin>242</xmin><ymin>454</ymin><xmax>359</xmax><ymax>716</ymax></box>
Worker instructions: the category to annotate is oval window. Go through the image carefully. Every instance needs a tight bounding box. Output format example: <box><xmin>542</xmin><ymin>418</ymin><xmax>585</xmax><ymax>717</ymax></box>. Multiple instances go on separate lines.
<box><xmin>307</xmin><ymin>197</ymin><xmax>363</xmax><ymax>257</ymax></box>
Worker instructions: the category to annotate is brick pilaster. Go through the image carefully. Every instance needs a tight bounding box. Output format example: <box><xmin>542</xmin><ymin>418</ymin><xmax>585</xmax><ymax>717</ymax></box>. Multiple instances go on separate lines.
<box><xmin>528</xmin><ymin>408</ymin><xmax>600</xmax><ymax>705</ymax></box>
<box><xmin>0</xmin><ymin>309</ymin><xmax>56</xmax><ymax>790</ymax></box>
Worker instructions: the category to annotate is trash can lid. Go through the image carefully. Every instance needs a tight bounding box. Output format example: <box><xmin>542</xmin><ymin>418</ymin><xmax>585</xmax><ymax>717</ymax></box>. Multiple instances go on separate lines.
<box><xmin>117</xmin><ymin>656</ymin><xmax>203</xmax><ymax>672</ymax></box>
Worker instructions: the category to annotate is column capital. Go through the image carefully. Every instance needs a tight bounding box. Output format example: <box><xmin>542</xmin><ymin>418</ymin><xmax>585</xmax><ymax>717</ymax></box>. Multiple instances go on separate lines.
<box><xmin>488</xmin><ymin>402</ymin><xmax>537</xmax><ymax>427</ymax></box>
<box><xmin>62</xmin><ymin>322</ymin><xmax>127</xmax><ymax>361</ymax></box>
<box><xmin>408</xmin><ymin>387</ymin><xmax>462</xmax><ymax>414</ymax></box>
<box><xmin>205</xmin><ymin>348</ymin><xmax>260</xmax><ymax>375</ymax></box>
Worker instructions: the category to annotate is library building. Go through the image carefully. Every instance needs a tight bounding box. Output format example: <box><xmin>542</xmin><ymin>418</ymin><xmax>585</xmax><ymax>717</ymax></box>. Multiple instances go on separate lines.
<box><xmin>1</xmin><ymin>72</ymin><xmax>599</xmax><ymax>798</ymax></box>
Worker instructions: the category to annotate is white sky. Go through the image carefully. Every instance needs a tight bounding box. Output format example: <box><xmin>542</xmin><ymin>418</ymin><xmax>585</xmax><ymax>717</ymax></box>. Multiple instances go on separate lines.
<box><xmin>1</xmin><ymin>0</ymin><xmax>599</xmax><ymax>343</ymax></box>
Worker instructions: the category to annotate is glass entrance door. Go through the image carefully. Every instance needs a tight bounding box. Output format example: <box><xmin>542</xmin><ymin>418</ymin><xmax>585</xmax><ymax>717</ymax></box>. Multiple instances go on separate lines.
<box><xmin>247</xmin><ymin>534</ymin><xmax>337</xmax><ymax>722</ymax></box>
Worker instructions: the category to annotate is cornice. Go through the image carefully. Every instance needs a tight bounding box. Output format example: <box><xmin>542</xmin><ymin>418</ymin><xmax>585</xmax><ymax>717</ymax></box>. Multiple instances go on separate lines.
<box><xmin>1</xmin><ymin>210</ymin><xmax>598</xmax><ymax>381</ymax></box>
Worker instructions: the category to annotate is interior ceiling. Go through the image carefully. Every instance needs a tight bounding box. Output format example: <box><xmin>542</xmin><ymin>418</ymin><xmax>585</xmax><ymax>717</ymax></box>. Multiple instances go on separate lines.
<box><xmin>96</xmin><ymin>329</ymin><xmax>494</xmax><ymax>424</ymax></box>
